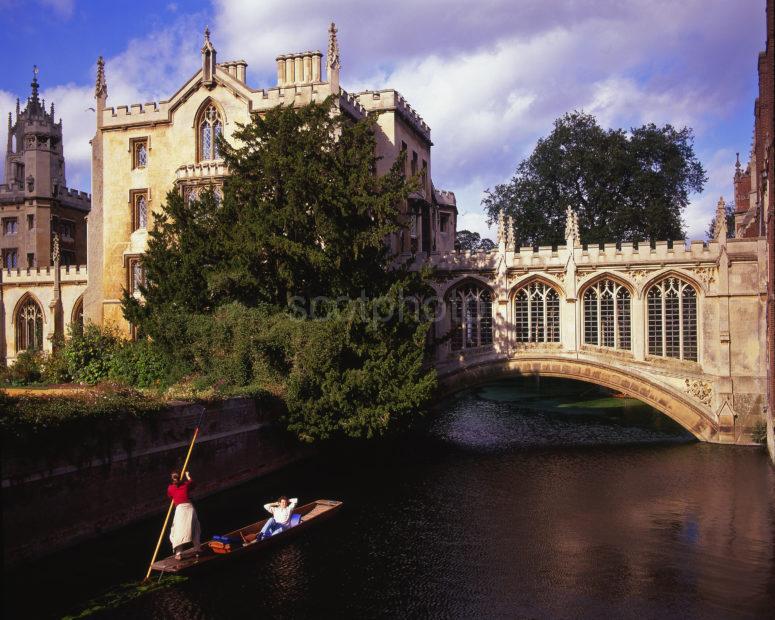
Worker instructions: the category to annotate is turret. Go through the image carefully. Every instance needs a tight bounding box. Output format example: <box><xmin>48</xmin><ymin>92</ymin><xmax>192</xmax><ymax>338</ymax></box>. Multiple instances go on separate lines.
<box><xmin>3</xmin><ymin>66</ymin><xmax>66</xmax><ymax>194</ymax></box>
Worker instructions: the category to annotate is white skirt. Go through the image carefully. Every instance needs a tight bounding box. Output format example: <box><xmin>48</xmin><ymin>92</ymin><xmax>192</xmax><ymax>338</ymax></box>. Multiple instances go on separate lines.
<box><xmin>170</xmin><ymin>502</ymin><xmax>201</xmax><ymax>551</ymax></box>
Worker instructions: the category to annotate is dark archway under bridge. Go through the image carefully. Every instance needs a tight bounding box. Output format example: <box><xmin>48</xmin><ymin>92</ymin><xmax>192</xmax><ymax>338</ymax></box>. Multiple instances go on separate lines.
<box><xmin>436</xmin><ymin>356</ymin><xmax>722</xmax><ymax>442</ymax></box>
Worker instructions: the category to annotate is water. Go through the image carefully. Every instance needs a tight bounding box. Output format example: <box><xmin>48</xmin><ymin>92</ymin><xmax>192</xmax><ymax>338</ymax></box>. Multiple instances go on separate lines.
<box><xmin>5</xmin><ymin>378</ymin><xmax>774</xmax><ymax>619</ymax></box>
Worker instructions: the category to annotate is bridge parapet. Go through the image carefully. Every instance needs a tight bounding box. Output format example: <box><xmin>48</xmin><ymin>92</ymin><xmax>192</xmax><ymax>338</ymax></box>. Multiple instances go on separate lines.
<box><xmin>420</xmin><ymin>234</ymin><xmax>769</xmax><ymax>444</ymax></box>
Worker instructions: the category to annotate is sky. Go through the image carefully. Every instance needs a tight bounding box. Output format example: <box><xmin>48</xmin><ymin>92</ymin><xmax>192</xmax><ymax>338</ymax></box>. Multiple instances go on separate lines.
<box><xmin>0</xmin><ymin>0</ymin><xmax>766</xmax><ymax>240</ymax></box>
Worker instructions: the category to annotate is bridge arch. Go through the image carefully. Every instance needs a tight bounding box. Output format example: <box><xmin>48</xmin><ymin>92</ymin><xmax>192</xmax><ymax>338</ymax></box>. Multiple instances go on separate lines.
<box><xmin>437</xmin><ymin>356</ymin><xmax>719</xmax><ymax>441</ymax></box>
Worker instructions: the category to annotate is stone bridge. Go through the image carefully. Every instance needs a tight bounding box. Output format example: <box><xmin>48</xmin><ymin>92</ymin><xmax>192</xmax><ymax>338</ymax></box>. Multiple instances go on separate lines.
<box><xmin>420</xmin><ymin>207</ymin><xmax>769</xmax><ymax>444</ymax></box>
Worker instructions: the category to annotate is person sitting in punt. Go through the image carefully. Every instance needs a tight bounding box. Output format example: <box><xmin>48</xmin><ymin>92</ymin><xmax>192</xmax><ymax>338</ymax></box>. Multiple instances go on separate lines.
<box><xmin>259</xmin><ymin>496</ymin><xmax>298</xmax><ymax>539</ymax></box>
<box><xmin>167</xmin><ymin>470</ymin><xmax>201</xmax><ymax>560</ymax></box>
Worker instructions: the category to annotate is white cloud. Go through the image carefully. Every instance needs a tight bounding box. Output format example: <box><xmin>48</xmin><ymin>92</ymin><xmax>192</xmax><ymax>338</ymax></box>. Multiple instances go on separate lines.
<box><xmin>1</xmin><ymin>0</ymin><xmax>762</xmax><ymax>244</ymax></box>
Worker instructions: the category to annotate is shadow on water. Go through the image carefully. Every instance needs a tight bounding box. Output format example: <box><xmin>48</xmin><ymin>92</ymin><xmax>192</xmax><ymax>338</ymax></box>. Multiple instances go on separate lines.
<box><xmin>4</xmin><ymin>377</ymin><xmax>774</xmax><ymax>619</ymax></box>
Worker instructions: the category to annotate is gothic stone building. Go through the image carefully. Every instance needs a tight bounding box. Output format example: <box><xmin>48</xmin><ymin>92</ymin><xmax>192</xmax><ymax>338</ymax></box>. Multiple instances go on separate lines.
<box><xmin>0</xmin><ymin>69</ymin><xmax>89</xmax><ymax>364</ymax></box>
<box><xmin>734</xmin><ymin>0</ymin><xmax>774</xmax><ymax>457</ymax></box>
<box><xmin>84</xmin><ymin>25</ymin><xmax>458</xmax><ymax>334</ymax></box>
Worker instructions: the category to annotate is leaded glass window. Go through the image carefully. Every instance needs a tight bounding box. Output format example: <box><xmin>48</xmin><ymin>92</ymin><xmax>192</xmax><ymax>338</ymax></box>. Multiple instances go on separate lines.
<box><xmin>582</xmin><ymin>279</ymin><xmax>631</xmax><ymax>350</ymax></box>
<box><xmin>129</xmin><ymin>257</ymin><xmax>145</xmax><ymax>295</ymax></box>
<box><xmin>647</xmin><ymin>277</ymin><xmax>698</xmax><ymax>361</ymax></box>
<box><xmin>449</xmin><ymin>283</ymin><xmax>493</xmax><ymax>351</ymax></box>
<box><xmin>514</xmin><ymin>281</ymin><xmax>560</xmax><ymax>343</ymax></box>
<box><xmin>134</xmin><ymin>193</ymin><xmax>147</xmax><ymax>230</ymax></box>
<box><xmin>16</xmin><ymin>297</ymin><xmax>43</xmax><ymax>352</ymax></box>
<box><xmin>133</xmin><ymin>140</ymin><xmax>148</xmax><ymax>168</ymax></box>
<box><xmin>199</xmin><ymin>104</ymin><xmax>223</xmax><ymax>161</ymax></box>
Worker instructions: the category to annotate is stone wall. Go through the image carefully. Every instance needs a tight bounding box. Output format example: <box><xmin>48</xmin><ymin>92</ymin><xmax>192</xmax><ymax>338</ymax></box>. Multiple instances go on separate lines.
<box><xmin>1</xmin><ymin>264</ymin><xmax>86</xmax><ymax>364</ymax></box>
<box><xmin>1</xmin><ymin>397</ymin><xmax>308</xmax><ymax>566</ymax></box>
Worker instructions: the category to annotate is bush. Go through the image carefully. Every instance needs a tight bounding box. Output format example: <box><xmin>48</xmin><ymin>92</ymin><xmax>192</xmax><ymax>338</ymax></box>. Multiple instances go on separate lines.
<box><xmin>0</xmin><ymin>385</ymin><xmax>164</xmax><ymax>442</ymax></box>
<box><xmin>63</xmin><ymin>322</ymin><xmax>123</xmax><ymax>384</ymax></box>
<box><xmin>41</xmin><ymin>345</ymin><xmax>72</xmax><ymax>384</ymax></box>
<box><xmin>3</xmin><ymin>350</ymin><xmax>44</xmax><ymax>385</ymax></box>
<box><xmin>185</xmin><ymin>303</ymin><xmax>296</xmax><ymax>391</ymax></box>
<box><xmin>284</xmin><ymin>294</ymin><xmax>436</xmax><ymax>441</ymax></box>
<box><xmin>108</xmin><ymin>340</ymin><xmax>170</xmax><ymax>389</ymax></box>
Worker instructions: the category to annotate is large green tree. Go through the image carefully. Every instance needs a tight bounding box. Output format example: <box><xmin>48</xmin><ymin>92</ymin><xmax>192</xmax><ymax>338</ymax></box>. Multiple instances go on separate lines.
<box><xmin>483</xmin><ymin>111</ymin><xmax>707</xmax><ymax>246</ymax></box>
<box><xmin>122</xmin><ymin>97</ymin><xmax>437</xmax><ymax>441</ymax></box>
<box><xmin>215</xmin><ymin>97</ymin><xmax>413</xmax><ymax>306</ymax></box>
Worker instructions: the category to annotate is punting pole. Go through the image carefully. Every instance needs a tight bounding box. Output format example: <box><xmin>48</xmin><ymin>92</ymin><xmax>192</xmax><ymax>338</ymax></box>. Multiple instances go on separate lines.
<box><xmin>144</xmin><ymin>407</ymin><xmax>206</xmax><ymax>581</ymax></box>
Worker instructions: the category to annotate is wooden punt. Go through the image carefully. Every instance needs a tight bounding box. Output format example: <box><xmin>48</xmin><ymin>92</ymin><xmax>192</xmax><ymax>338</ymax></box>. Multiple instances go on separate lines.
<box><xmin>150</xmin><ymin>499</ymin><xmax>343</xmax><ymax>575</ymax></box>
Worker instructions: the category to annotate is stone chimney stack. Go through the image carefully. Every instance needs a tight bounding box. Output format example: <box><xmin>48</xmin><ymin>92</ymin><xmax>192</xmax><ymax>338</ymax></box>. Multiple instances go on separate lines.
<box><xmin>276</xmin><ymin>52</ymin><xmax>323</xmax><ymax>87</ymax></box>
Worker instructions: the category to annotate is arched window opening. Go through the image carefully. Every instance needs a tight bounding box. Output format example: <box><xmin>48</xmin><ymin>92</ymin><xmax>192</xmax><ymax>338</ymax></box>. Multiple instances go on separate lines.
<box><xmin>135</xmin><ymin>142</ymin><xmax>148</xmax><ymax>168</ymax></box>
<box><xmin>449</xmin><ymin>283</ymin><xmax>493</xmax><ymax>351</ymax></box>
<box><xmin>647</xmin><ymin>277</ymin><xmax>698</xmax><ymax>361</ymax></box>
<box><xmin>133</xmin><ymin>193</ymin><xmax>147</xmax><ymax>230</ymax></box>
<box><xmin>514</xmin><ymin>281</ymin><xmax>560</xmax><ymax>343</ymax></box>
<box><xmin>198</xmin><ymin>103</ymin><xmax>223</xmax><ymax>161</ymax></box>
<box><xmin>583</xmin><ymin>279</ymin><xmax>631</xmax><ymax>350</ymax></box>
<box><xmin>129</xmin><ymin>257</ymin><xmax>146</xmax><ymax>296</ymax></box>
<box><xmin>16</xmin><ymin>297</ymin><xmax>44</xmax><ymax>352</ymax></box>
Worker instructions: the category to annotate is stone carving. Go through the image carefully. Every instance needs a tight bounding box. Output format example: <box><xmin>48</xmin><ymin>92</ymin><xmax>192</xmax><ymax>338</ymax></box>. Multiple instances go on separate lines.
<box><xmin>328</xmin><ymin>22</ymin><xmax>341</xmax><ymax>70</ymax></box>
<box><xmin>624</xmin><ymin>268</ymin><xmax>651</xmax><ymax>285</ymax></box>
<box><xmin>564</xmin><ymin>205</ymin><xmax>579</xmax><ymax>245</ymax></box>
<box><xmin>691</xmin><ymin>266</ymin><xmax>717</xmax><ymax>288</ymax></box>
<box><xmin>684</xmin><ymin>378</ymin><xmax>712</xmax><ymax>406</ymax></box>
<box><xmin>713</xmin><ymin>196</ymin><xmax>728</xmax><ymax>240</ymax></box>
<box><xmin>506</xmin><ymin>215</ymin><xmax>515</xmax><ymax>251</ymax></box>
<box><xmin>51</xmin><ymin>234</ymin><xmax>60</xmax><ymax>266</ymax></box>
<box><xmin>497</xmin><ymin>209</ymin><xmax>506</xmax><ymax>244</ymax></box>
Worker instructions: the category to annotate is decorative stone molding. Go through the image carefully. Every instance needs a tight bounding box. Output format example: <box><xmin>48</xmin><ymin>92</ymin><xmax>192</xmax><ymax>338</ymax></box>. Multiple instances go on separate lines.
<box><xmin>690</xmin><ymin>266</ymin><xmax>717</xmax><ymax>288</ymax></box>
<box><xmin>684</xmin><ymin>378</ymin><xmax>712</xmax><ymax>406</ymax></box>
<box><xmin>624</xmin><ymin>268</ymin><xmax>651</xmax><ymax>285</ymax></box>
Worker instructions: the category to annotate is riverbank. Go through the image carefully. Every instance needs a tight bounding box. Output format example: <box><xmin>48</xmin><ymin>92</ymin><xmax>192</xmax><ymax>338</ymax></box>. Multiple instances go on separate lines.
<box><xmin>1</xmin><ymin>395</ymin><xmax>311</xmax><ymax>566</ymax></box>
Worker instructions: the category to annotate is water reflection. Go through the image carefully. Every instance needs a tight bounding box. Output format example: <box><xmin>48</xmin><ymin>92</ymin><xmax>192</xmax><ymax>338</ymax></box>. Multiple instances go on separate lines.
<box><xmin>5</xmin><ymin>378</ymin><xmax>774</xmax><ymax>619</ymax></box>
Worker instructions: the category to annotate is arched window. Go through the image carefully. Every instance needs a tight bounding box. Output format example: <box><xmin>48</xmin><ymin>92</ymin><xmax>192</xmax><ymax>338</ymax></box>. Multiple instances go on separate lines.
<box><xmin>647</xmin><ymin>277</ymin><xmax>698</xmax><ymax>361</ymax></box>
<box><xmin>135</xmin><ymin>142</ymin><xmax>148</xmax><ymax>168</ymax></box>
<box><xmin>449</xmin><ymin>282</ymin><xmax>493</xmax><ymax>350</ymax></box>
<box><xmin>514</xmin><ymin>281</ymin><xmax>560</xmax><ymax>343</ymax></box>
<box><xmin>583</xmin><ymin>279</ymin><xmax>631</xmax><ymax>350</ymax></box>
<box><xmin>132</xmin><ymin>193</ymin><xmax>148</xmax><ymax>231</ymax></box>
<box><xmin>198</xmin><ymin>103</ymin><xmax>223</xmax><ymax>161</ymax></box>
<box><xmin>16</xmin><ymin>297</ymin><xmax>44</xmax><ymax>352</ymax></box>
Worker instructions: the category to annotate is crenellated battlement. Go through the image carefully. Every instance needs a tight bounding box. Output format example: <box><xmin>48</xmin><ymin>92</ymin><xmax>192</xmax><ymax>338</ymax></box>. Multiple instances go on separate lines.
<box><xmin>434</xmin><ymin>188</ymin><xmax>457</xmax><ymax>207</ymax></box>
<box><xmin>422</xmin><ymin>236</ymin><xmax>766</xmax><ymax>279</ymax></box>
<box><xmin>356</xmin><ymin>89</ymin><xmax>431</xmax><ymax>142</ymax></box>
<box><xmin>1</xmin><ymin>264</ymin><xmax>87</xmax><ymax>283</ymax></box>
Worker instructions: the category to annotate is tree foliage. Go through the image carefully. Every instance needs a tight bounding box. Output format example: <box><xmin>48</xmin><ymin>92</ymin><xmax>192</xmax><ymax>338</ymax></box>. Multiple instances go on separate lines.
<box><xmin>455</xmin><ymin>229</ymin><xmax>496</xmax><ymax>252</ymax></box>
<box><xmin>483</xmin><ymin>111</ymin><xmax>707</xmax><ymax>246</ymax></box>
<box><xmin>122</xmin><ymin>97</ymin><xmax>436</xmax><ymax>441</ymax></box>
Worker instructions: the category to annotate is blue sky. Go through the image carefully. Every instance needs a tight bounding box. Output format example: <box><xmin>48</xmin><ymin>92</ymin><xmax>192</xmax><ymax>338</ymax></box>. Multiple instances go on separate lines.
<box><xmin>0</xmin><ymin>0</ymin><xmax>766</xmax><ymax>239</ymax></box>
